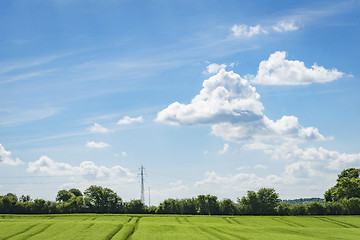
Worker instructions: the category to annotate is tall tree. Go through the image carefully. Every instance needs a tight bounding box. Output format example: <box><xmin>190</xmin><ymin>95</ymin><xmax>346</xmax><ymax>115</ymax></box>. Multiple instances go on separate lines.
<box><xmin>325</xmin><ymin>168</ymin><xmax>360</xmax><ymax>202</ymax></box>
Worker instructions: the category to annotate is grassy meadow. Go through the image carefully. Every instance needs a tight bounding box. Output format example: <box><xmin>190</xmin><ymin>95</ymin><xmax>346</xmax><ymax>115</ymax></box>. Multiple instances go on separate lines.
<box><xmin>1</xmin><ymin>214</ymin><xmax>360</xmax><ymax>239</ymax></box>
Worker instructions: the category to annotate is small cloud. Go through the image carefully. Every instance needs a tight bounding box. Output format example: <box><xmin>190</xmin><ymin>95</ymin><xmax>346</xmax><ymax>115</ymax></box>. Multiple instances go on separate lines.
<box><xmin>85</xmin><ymin>141</ymin><xmax>110</xmax><ymax>149</ymax></box>
<box><xmin>218</xmin><ymin>143</ymin><xmax>230</xmax><ymax>154</ymax></box>
<box><xmin>117</xmin><ymin>116</ymin><xmax>143</xmax><ymax>125</ymax></box>
<box><xmin>0</xmin><ymin>144</ymin><xmax>24</xmax><ymax>166</ymax></box>
<box><xmin>203</xmin><ymin>150</ymin><xmax>209</xmax><ymax>155</ymax></box>
<box><xmin>232</xmin><ymin>24</ymin><xmax>267</xmax><ymax>38</ymax></box>
<box><xmin>121</xmin><ymin>151</ymin><xmax>127</xmax><ymax>157</ymax></box>
<box><xmin>204</xmin><ymin>63</ymin><xmax>227</xmax><ymax>74</ymax></box>
<box><xmin>254</xmin><ymin>164</ymin><xmax>267</xmax><ymax>169</ymax></box>
<box><xmin>27</xmin><ymin>155</ymin><xmax>135</xmax><ymax>182</ymax></box>
<box><xmin>88</xmin><ymin>123</ymin><xmax>109</xmax><ymax>133</ymax></box>
<box><xmin>236</xmin><ymin>166</ymin><xmax>250</xmax><ymax>171</ymax></box>
<box><xmin>273</xmin><ymin>20</ymin><xmax>299</xmax><ymax>32</ymax></box>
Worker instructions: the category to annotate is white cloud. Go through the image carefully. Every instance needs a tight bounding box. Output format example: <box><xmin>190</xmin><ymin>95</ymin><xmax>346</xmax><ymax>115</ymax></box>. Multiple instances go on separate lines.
<box><xmin>117</xmin><ymin>116</ymin><xmax>143</xmax><ymax>125</ymax></box>
<box><xmin>254</xmin><ymin>164</ymin><xmax>267</xmax><ymax>169</ymax></box>
<box><xmin>211</xmin><ymin>115</ymin><xmax>324</xmax><ymax>143</ymax></box>
<box><xmin>270</xmin><ymin>145</ymin><xmax>360</xmax><ymax>171</ymax></box>
<box><xmin>204</xmin><ymin>63</ymin><xmax>227</xmax><ymax>74</ymax></box>
<box><xmin>88</xmin><ymin>123</ymin><xmax>109</xmax><ymax>133</ymax></box>
<box><xmin>218</xmin><ymin>143</ymin><xmax>230</xmax><ymax>154</ymax></box>
<box><xmin>232</xmin><ymin>24</ymin><xmax>267</xmax><ymax>38</ymax></box>
<box><xmin>156</xmin><ymin>69</ymin><xmax>264</xmax><ymax>126</ymax></box>
<box><xmin>156</xmin><ymin>68</ymin><xmax>323</xmax><ymax>144</ymax></box>
<box><xmin>273</xmin><ymin>20</ymin><xmax>299</xmax><ymax>32</ymax></box>
<box><xmin>0</xmin><ymin>144</ymin><xmax>24</xmax><ymax>166</ymax></box>
<box><xmin>27</xmin><ymin>155</ymin><xmax>135</xmax><ymax>182</ymax></box>
<box><xmin>85</xmin><ymin>141</ymin><xmax>110</xmax><ymax>149</ymax></box>
<box><xmin>121</xmin><ymin>151</ymin><xmax>127</xmax><ymax>157</ymax></box>
<box><xmin>250</xmin><ymin>51</ymin><xmax>344</xmax><ymax>85</ymax></box>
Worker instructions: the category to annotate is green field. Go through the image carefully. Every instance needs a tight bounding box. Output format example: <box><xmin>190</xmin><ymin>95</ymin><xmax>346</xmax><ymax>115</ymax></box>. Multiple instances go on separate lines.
<box><xmin>1</xmin><ymin>214</ymin><xmax>360</xmax><ymax>239</ymax></box>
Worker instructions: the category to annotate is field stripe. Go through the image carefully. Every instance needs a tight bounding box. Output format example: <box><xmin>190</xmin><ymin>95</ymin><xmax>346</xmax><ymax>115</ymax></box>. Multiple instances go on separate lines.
<box><xmin>197</xmin><ymin>226</ymin><xmax>231</xmax><ymax>240</ymax></box>
<box><xmin>104</xmin><ymin>224</ymin><xmax>124</xmax><ymax>240</ymax></box>
<box><xmin>2</xmin><ymin>224</ymin><xmax>38</xmax><ymax>240</ymax></box>
<box><xmin>272</xmin><ymin>217</ymin><xmax>304</xmax><ymax>227</ymax></box>
<box><xmin>110</xmin><ymin>217</ymin><xmax>141</xmax><ymax>240</ymax></box>
<box><xmin>212</xmin><ymin>226</ymin><xmax>250</xmax><ymax>240</ymax></box>
<box><xmin>124</xmin><ymin>217</ymin><xmax>141</xmax><ymax>240</ymax></box>
<box><xmin>222</xmin><ymin>217</ymin><xmax>233</xmax><ymax>224</ymax></box>
<box><xmin>24</xmin><ymin>223</ymin><xmax>54</xmax><ymax>239</ymax></box>
<box><xmin>229</xmin><ymin>217</ymin><xmax>241</xmax><ymax>225</ymax></box>
<box><xmin>315</xmin><ymin>216</ymin><xmax>359</xmax><ymax>228</ymax></box>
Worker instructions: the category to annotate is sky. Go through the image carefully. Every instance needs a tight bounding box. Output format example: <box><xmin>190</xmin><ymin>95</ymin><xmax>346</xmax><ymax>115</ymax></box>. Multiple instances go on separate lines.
<box><xmin>1</xmin><ymin>0</ymin><xmax>360</xmax><ymax>205</ymax></box>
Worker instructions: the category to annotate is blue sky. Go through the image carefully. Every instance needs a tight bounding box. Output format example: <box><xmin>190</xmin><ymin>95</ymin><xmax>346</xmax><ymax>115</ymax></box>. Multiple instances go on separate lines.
<box><xmin>1</xmin><ymin>0</ymin><xmax>360</xmax><ymax>205</ymax></box>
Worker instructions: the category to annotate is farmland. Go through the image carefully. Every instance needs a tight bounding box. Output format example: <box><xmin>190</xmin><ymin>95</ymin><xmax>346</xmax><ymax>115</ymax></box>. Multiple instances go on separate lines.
<box><xmin>1</xmin><ymin>214</ymin><xmax>360</xmax><ymax>239</ymax></box>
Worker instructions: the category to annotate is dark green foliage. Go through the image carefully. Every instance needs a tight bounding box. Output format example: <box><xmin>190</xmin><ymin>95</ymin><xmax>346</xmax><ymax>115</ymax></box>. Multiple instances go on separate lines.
<box><xmin>56</xmin><ymin>190</ymin><xmax>74</xmax><ymax>202</ymax></box>
<box><xmin>219</xmin><ymin>198</ymin><xmax>239</xmax><ymax>215</ymax></box>
<box><xmin>239</xmin><ymin>188</ymin><xmax>280</xmax><ymax>215</ymax></box>
<box><xmin>69</xmin><ymin>188</ymin><xmax>83</xmax><ymax>197</ymax></box>
<box><xmin>84</xmin><ymin>185</ymin><xmax>123</xmax><ymax>213</ymax></box>
<box><xmin>277</xmin><ymin>202</ymin><xmax>292</xmax><ymax>215</ymax></box>
<box><xmin>325</xmin><ymin>168</ymin><xmax>360</xmax><ymax>202</ymax></box>
<box><xmin>156</xmin><ymin>198</ymin><xmax>181</xmax><ymax>214</ymax></box>
<box><xmin>306</xmin><ymin>202</ymin><xmax>326</xmax><ymax>215</ymax></box>
<box><xmin>124</xmin><ymin>200</ymin><xmax>146</xmax><ymax>214</ymax></box>
<box><xmin>180</xmin><ymin>198</ymin><xmax>197</xmax><ymax>215</ymax></box>
<box><xmin>325</xmin><ymin>201</ymin><xmax>347</xmax><ymax>215</ymax></box>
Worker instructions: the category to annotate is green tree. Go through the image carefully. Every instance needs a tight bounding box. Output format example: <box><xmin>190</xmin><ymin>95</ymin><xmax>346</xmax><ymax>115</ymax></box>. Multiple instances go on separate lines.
<box><xmin>325</xmin><ymin>168</ymin><xmax>360</xmax><ymax>202</ymax></box>
<box><xmin>69</xmin><ymin>188</ymin><xmax>83</xmax><ymax>197</ymax></box>
<box><xmin>306</xmin><ymin>202</ymin><xmax>326</xmax><ymax>215</ymax></box>
<box><xmin>157</xmin><ymin>198</ymin><xmax>180</xmax><ymax>214</ymax></box>
<box><xmin>124</xmin><ymin>199</ymin><xmax>145</xmax><ymax>214</ymax></box>
<box><xmin>219</xmin><ymin>198</ymin><xmax>238</xmax><ymax>215</ymax></box>
<box><xmin>180</xmin><ymin>198</ymin><xmax>197</xmax><ymax>215</ymax></box>
<box><xmin>238</xmin><ymin>188</ymin><xmax>280</xmax><ymax>215</ymax></box>
<box><xmin>56</xmin><ymin>190</ymin><xmax>74</xmax><ymax>202</ymax></box>
<box><xmin>84</xmin><ymin>185</ymin><xmax>122</xmax><ymax>213</ymax></box>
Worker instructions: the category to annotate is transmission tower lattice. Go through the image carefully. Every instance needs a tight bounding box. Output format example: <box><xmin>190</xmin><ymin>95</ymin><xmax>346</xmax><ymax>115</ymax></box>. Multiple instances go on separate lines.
<box><xmin>139</xmin><ymin>165</ymin><xmax>145</xmax><ymax>204</ymax></box>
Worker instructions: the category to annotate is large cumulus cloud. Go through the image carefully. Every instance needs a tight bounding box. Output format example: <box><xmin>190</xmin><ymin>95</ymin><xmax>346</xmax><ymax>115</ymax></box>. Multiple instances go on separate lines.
<box><xmin>156</xmin><ymin>67</ymin><xmax>323</xmax><ymax>143</ymax></box>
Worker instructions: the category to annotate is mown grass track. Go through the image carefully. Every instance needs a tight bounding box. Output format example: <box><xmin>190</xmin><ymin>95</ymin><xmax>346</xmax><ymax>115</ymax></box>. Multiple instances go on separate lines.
<box><xmin>1</xmin><ymin>214</ymin><xmax>360</xmax><ymax>239</ymax></box>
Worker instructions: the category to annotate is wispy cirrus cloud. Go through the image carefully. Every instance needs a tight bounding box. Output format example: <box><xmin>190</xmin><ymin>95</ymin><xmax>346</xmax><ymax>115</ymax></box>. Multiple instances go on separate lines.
<box><xmin>0</xmin><ymin>107</ymin><xmax>59</xmax><ymax>127</ymax></box>
<box><xmin>117</xmin><ymin>116</ymin><xmax>143</xmax><ymax>125</ymax></box>
<box><xmin>273</xmin><ymin>20</ymin><xmax>299</xmax><ymax>32</ymax></box>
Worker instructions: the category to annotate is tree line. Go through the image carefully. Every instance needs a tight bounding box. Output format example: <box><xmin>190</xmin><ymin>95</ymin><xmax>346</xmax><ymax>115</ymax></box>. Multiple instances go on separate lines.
<box><xmin>1</xmin><ymin>168</ymin><xmax>359</xmax><ymax>215</ymax></box>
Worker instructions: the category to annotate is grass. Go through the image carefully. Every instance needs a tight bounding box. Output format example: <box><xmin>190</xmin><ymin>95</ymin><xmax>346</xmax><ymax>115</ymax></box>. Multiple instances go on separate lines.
<box><xmin>0</xmin><ymin>214</ymin><xmax>360</xmax><ymax>239</ymax></box>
